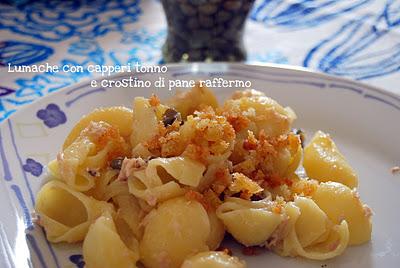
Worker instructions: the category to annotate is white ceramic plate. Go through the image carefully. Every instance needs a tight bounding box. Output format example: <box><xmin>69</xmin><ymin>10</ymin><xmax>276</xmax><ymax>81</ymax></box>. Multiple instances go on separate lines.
<box><xmin>0</xmin><ymin>63</ymin><xmax>399</xmax><ymax>268</ymax></box>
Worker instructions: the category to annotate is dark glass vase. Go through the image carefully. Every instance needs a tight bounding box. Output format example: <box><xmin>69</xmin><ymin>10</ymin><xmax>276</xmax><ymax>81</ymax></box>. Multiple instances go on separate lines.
<box><xmin>161</xmin><ymin>0</ymin><xmax>255</xmax><ymax>63</ymax></box>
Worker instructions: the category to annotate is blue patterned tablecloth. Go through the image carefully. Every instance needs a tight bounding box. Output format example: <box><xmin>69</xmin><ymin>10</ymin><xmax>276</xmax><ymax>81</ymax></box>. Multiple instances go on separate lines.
<box><xmin>0</xmin><ymin>0</ymin><xmax>399</xmax><ymax>121</ymax></box>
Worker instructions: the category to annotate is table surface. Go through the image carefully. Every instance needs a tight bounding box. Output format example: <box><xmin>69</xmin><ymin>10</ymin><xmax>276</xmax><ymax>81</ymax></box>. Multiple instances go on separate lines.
<box><xmin>0</xmin><ymin>0</ymin><xmax>399</xmax><ymax>122</ymax></box>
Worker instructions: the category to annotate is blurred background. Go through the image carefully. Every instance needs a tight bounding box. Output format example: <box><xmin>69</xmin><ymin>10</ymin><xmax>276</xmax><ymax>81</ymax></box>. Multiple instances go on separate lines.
<box><xmin>0</xmin><ymin>0</ymin><xmax>399</xmax><ymax>121</ymax></box>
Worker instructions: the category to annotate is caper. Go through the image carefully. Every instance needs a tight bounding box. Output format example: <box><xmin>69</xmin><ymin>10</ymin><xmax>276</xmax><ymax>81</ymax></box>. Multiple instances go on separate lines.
<box><xmin>110</xmin><ymin>157</ymin><xmax>124</xmax><ymax>170</ymax></box>
<box><xmin>162</xmin><ymin>108</ymin><xmax>182</xmax><ymax>127</ymax></box>
<box><xmin>293</xmin><ymin>128</ymin><xmax>305</xmax><ymax>148</ymax></box>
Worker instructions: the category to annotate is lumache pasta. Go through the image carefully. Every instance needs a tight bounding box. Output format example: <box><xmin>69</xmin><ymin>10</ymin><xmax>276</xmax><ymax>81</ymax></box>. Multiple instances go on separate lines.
<box><xmin>83</xmin><ymin>212</ymin><xmax>139</xmax><ymax>268</ymax></box>
<box><xmin>35</xmin><ymin>86</ymin><xmax>372</xmax><ymax>268</ymax></box>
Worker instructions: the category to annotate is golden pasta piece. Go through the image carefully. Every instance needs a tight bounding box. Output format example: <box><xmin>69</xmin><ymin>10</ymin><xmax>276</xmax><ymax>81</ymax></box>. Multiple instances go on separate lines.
<box><xmin>58</xmin><ymin>121</ymin><xmax>129</xmax><ymax>192</ymax></box>
<box><xmin>131</xmin><ymin>143</ymin><xmax>153</xmax><ymax>158</ymax></box>
<box><xmin>207</xmin><ymin>212</ymin><xmax>225</xmax><ymax>250</ymax></box>
<box><xmin>35</xmin><ymin>180</ymin><xmax>114</xmax><ymax>243</ymax></box>
<box><xmin>294</xmin><ymin>196</ymin><xmax>329</xmax><ymax>248</ymax></box>
<box><xmin>218</xmin><ymin>208</ymin><xmax>283</xmax><ymax>247</ymax></box>
<box><xmin>114</xmin><ymin>194</ymin><xmax>144</xmax><ymax>240</ymax></box>
<box><xmin>47</xmin><ymin>159</ymin><xmax>59</xmax><ymax>178</ymax></box>
<box><xmin>140</xmin><ymin>197</ymin><xmax>210</xmax><ymax>268</ymax></box>
<box><xmin>217</xmin><ymin>198</ymin><xmax>284</xmax><ymax>246</ymax></box>
<box><xmin>285</xmin><ymin>137</ymin><xmax>303</xmax><ymax>177</ymax></box>
<box><xmin>83</xmin><ymin>213</ymin><xmax>139</xmax><ymax>268</ymax></box>
<box><xmin>86</xmin><ymin>169</ymin><xmax>119</xmax><ymax>200</ymax></box>
<box><xmin>130</xmin><ymin>97</ymin><xmax>160</xmax><ymax>148</ymax></box>
<box><xmin>222</xmin><ymin>89</ymin><xmax>296</xmax><ymax>137</ymax></box>
<box><xmin>126</xmin><ymin>157</ymin><xmax>205</xmax><ymax>206</ymax></box>
<box><xmin>304</xmin><ymin>220</ymin><xmax>349</xmax><ymax>258</ymax></box>
<box><xmin>102</xmin><ymin>179</ymin><xmax>130</xmax><ymax>201</ymax></box>
<box><xmin>58</xmin><ymin>136</ymin><xmax>96</xmax><ymax>191</ymax></box>
<box><xmin>128</xmin><ymin>170</ymin><xmax>185</xmax><ymax>206</ymax></box>
<box><xmin>146</xmin><ymin>157</ymin><xmax>206</xmax><ymax>187</ymax></box>
<box><xmin>127</xmin><ymin>157</ymin><xmax>205</xmax><ymax>206</ymax></box>
<box><xmin>166</xmin><ymin>83</ymin><xmax>218</xmax><ymax>118</ymax></box>
<box><xmin>63</xmin><ymin>106</ymin><xmax>133</xmax><ymax>149</ymax></box>
<box><xmin>181</xmin><ymin>251</ymin><xmax>246</xmax><ymax>268</ymax></box>
<box><xmin>312</xmin><ymin>182</ymin><xmax>372</xmax><ymax>245</ymax></box>
<box><xmin>278</xmin><ymin>202</ymin><xmax>349</xmax><ymax>260</ymax></box>
<box><xmin>303</xmin><ymin>131</ymin><xmax>358</xmax><ymax>188</ymax></box>
<box><xmin>129</xmin><ymin>96</ymin><xmax>170</xmax><ymax>154</ymax></box>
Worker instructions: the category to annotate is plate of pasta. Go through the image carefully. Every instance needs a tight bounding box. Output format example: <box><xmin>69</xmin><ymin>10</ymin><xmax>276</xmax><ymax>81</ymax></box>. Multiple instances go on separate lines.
<box><xmin>0</xmin><ymin>63</ymin><xmax>399</xmax><ymax>268</ymax></box>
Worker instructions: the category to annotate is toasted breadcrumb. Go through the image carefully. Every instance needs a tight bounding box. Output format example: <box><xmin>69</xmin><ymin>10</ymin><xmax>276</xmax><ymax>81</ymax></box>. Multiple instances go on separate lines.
<box><xmin>143</xmin><ymin>122</ymin><xmax>167</xmax><ymax>156</ymax></box>
<box><xmin>290</xmin><ymin>178</ymin><xmax>319</xmax><ymax>198</ymax></box>
<box><xmin>159</xmin><ymin>131</ymin><xmax>185</xmax><ymax>157</ymax></box>
<box><xmin>228</xmin><ymin>172</ymin><xmax>263</xmax><ymax>199</ymax></box>
<box><xmin>149</xmin><ymin>94</ymin><xmax>160</xmax><ymax>107</ymax></box>
<box><xmin>242</xmin><ymin>131</ymin><xmax>257</xmax><ymax>150</ymax></box>
<box><xmin>183</xmin><ymin>144</ymin><xmax>211</xmax><ymax>165</ymax></box>
<box><xmin>203</xmin><ymin>189</ymin><xmax>222</xmax><ymax>210</ymax></box>
<box><xmin>232</xmin><ymin>130</ymin><xmax>300</xmax><ymax>190</ymax></box>
<box><xmin>141</xmin><ymin>107</ymin><xmax>236</xmax><ymax>165</ymax></box>
<box><xmin>391</xmin><ymin>166</ymin><xmax>400</xmax><ymax>174</ymax></box>
<box><xmin>211</xmin><ymin>167</ymin><xmax>232</xmax><ymax>195</ymax></box>
<box><xmin>271</xmin><ymin>196</ymin><xmax>286</xmax><ymax>215</ymax></box>
<box><xmin>225</xmin><ymin>113</ymin><xmax>251</xmax><ymax>132</ymax></box>
<box><xmin>135</xmin><ymin>104</ymin><xmax>236</xmax><ymax>165</ymax></box>
<box><xmin>363</xmin><ymin>204</ymin><xmax>373</xmax><ymax>218</ymax></box>
<box><xmin>217</xmin><ymin>247</ymin><xmax>232</xmax><ymax>256</ymax></box>
<box><xmin>81</xmin><ymin>121</ymin><xmax>129</xmax><ymax>156</ymax></box>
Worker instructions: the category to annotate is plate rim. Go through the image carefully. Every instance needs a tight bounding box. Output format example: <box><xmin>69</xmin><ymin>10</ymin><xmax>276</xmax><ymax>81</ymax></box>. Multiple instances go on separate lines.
<box><xmin>0</xmin><ymin>62</ymin><xmax>398</xmax><ymax>267</ymax></box>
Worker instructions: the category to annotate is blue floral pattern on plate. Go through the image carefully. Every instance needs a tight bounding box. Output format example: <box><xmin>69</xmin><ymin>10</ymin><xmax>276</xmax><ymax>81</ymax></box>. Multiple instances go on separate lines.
<box><xmin>303</xmin><ymin>0</ymin><xmax>400</xmax><ymax>80</ymax></box>
<box><xmin>0</xmin><ymin>86</ymin><xmax>15</xmax><ymax>97</ymax></box>
<box><xmin>36</xmin><ymin>103</ymin><xmax>67</xmax><ymax>128</ymax></box>
<box><xmin>0</xmin><ymin>0</ymin><xmax>141</xmax><ymax>42</ymax></box>
<box><xmin>0</xmin><ymin>41</ymin><xmax>54</xmax><ymax>66</ymax></box>
<box><xmin>250</xmin><ymin>0</ymin><xmax>371</xmax><ymax>29</ymax></box>
<box><xmin>22</xmin><ymin>158</ymin><xmax>43</xmax><ymax>177</ymax></box>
